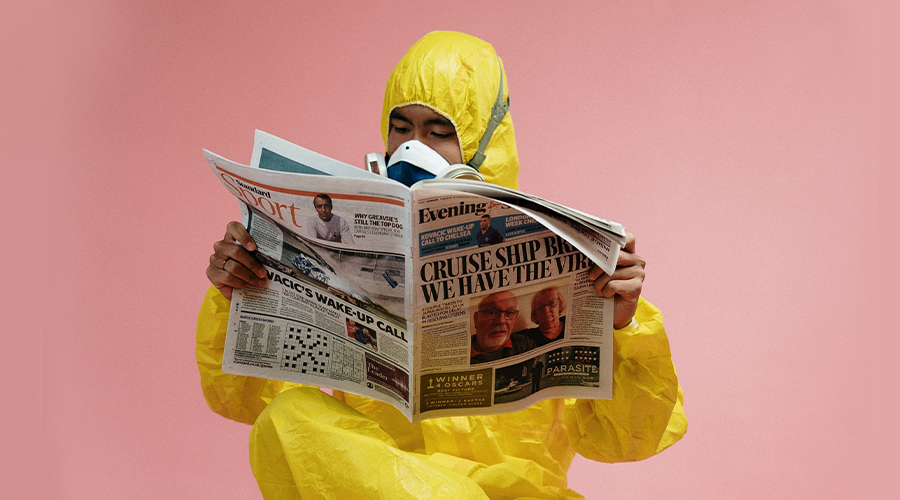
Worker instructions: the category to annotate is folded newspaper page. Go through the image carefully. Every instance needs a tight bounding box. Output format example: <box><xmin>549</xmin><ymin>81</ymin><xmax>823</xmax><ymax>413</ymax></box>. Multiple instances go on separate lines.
<box><xmin>206</xmin><ymin>131</ymin><xmax>623</xmax><ymax>422</ymax></box>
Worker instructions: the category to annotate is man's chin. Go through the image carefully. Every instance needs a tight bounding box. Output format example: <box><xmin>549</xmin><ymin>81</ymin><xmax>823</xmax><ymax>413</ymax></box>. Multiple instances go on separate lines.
<box><xmin>484</xmin><ymin>335</ymin><xmax>507</xmax><ymax>348</ymax></box>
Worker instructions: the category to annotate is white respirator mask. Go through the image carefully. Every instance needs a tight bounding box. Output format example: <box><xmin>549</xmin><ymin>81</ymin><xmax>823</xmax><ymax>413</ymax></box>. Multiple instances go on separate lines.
<box><xmin>364</xmin><ymin>140</ymin><xmax>484</xmax><ymax>187</ymax></box>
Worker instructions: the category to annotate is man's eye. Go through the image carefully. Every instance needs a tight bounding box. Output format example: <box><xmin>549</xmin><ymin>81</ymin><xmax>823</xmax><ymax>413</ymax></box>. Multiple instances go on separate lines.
<box><xmin>432</xmin><ymin>132</ymin><xmax>453</xmax><ymax>139</ymax></box>
<box><xmin>389</xmin><ymin>121</ymin><xmax>411</xmax><ymax>134</ymax></box>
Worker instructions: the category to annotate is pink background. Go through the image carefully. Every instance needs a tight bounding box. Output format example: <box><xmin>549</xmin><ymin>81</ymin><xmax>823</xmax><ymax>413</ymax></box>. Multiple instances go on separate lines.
<box><xmin>6</xmin><ymin>0</ymin><xmax>894</xmax><ymax>498</ymax></box>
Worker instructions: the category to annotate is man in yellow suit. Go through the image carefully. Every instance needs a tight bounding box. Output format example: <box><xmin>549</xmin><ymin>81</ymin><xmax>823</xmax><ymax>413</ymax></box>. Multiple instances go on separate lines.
<box><xmin>199</xmin><ymin>31</ymin><xmax>686</xmax><ymax>499</ymax></box>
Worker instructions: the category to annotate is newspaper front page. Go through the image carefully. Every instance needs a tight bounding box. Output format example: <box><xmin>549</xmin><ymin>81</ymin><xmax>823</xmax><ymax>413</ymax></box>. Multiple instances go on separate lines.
<box><xmin>410</xmin><ymin>190</ymin><xmax>614</xmax><ymax>419</ymax></box>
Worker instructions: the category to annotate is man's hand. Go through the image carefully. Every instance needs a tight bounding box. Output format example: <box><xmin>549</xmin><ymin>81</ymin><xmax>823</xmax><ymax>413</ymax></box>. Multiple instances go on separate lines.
<box><xmin>588</xmin><ymin>233</ymin><xmax>645</xmax><ymax>329</ymax></box>
<box><xmin>206</xmin><ymin>221</ymin><xmax>268</xmax><ymax>300</ymax></box>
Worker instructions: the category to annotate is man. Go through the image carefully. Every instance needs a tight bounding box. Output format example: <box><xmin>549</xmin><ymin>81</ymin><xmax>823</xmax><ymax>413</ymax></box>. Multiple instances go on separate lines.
<box><xmin>531</xmin><ymin>357</ymin><xmax>545</xmax><ymax>394</ymax></box>
<box><xmin>520</xmin><ymin>285</ymin><xmax>567</xmax><ymax>347</ymax></box>
<box><xmin>475</xmin><ymin>213</ymin><xmax>504</xmax><ymax>246</ymax></box>
<box><xmin>354</xmin><ymin>327</ymin><xmax>375</xmax><ymax>349</ymax></box>
<box><xmin>306</xmin><ymin>193</ymin><xmax>354</xmax><ymax>244</ymax></box>
<box><xmin>200</xmin><ymin>31</ymin><xmax>685</xmax><ymax>499</ymax></box>
<box><xmin>470</xmin><ymin>291</ymin><xmax>534</xmax><ymax>364</ymax></box>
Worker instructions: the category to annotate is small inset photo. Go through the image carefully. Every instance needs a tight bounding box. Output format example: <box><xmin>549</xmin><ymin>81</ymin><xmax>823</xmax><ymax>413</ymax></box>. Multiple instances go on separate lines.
<box><xmin>346</xmin><ymin>319</ymin><xmax>378</xmax><ymax>351</ymax></box>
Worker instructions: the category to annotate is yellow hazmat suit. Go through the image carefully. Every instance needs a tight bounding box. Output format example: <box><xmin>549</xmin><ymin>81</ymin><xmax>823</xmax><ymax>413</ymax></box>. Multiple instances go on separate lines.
<box><xmin>197</xmin><ymin>31</ymin><xmax>686</xmax><ymax>500</ymax></box>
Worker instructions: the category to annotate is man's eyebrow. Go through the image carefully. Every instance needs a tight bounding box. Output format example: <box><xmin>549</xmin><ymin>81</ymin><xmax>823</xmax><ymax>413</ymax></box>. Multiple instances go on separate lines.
<box><xmin>388</xmin><ymin>110</ymin><xmax>412</xmax><ymax>124</ymax></box>
<box><xmin>424</xmin><ymin>116</ymin><xmax>454</xmax><ymax>128</ymax></box>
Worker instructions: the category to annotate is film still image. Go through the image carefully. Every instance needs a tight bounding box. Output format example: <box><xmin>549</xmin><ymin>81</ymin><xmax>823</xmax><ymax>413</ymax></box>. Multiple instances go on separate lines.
<box><xmin>493</xmin><ymin>355</ymin><xmax>547</xmax><ymax>404</ymax></box>
<box><xmin>346</xmin><ymin>319</ymin><xmax>378</xmax><ymax>351</ymax></box>
<box><xmin>469</xmin><ymin>279</ymin><xmax>570</xmax><ymax>365</ymax></box>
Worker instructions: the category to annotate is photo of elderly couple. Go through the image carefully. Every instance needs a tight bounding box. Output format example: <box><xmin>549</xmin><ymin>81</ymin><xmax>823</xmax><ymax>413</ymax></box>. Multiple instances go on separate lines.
<box><xmin>469</xmin><ymin>282</ymin><xmax>568</xmax><ymax>365</ymax></box>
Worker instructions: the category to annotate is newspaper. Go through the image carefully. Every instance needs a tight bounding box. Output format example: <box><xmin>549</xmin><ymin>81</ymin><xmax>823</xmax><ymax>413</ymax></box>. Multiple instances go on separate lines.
<box><xmin>207</xmin><ymin>131</ymin><xmax>626</xmax><ymax>422</ymax></box>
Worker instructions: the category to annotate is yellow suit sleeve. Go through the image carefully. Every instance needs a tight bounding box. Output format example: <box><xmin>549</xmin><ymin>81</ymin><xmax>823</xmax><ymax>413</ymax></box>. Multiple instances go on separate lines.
<box><xmin>196</xmin><ymin>286</ymin><xmax>298</xmax><ymax>425</ymax></box>
<box><xmin>563</xmin><ymin>297</ymin><xmax>687</xmax><ymax>462</ymax></box>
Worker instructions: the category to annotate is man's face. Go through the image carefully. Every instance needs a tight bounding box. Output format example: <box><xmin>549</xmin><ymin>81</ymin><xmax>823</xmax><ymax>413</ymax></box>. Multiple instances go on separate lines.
<box><xmin>480</xmin><ymin>217</ymin><xmax>490</xmax><ymax>231</ymax></box>
<box><xmin>532</xmin><ymin>291</ymin><xmax>560</xmax><ymax>333</ymax></box>
<box><xmin>387</xmin><ymin>104</ymin><xmax>463</xmax><ymax>165</ymax></box>
<box><xmin>314</xmin><ymin>198</ymin><xmax>333</xmax><ymax>222</ymax></box>
<box><xmin>474</xmin><ymin>291</ymin><xmax>518</xmax><ymax>353</ymax></box>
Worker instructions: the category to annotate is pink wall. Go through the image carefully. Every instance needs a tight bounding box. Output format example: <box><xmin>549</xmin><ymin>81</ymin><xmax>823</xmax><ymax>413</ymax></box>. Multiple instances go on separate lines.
<box><xmin>11</xmin><ymin>0</ymin><xmax>891</xmax><ymax>498</ymax></box>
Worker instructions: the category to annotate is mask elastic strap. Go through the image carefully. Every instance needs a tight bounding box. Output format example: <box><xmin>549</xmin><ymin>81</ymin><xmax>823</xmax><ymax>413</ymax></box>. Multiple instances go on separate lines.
<box><xmin>468</xmin><ymin>60</ymin><xmax>510</xmax><ymax>170</ymax></box>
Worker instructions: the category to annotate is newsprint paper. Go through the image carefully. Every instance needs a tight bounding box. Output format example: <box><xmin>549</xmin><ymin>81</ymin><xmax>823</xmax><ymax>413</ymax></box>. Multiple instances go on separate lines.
<box><xmin>206</xmin><ymin>131</ymin><xmax>627</xmax><ymax>422</ymax></box>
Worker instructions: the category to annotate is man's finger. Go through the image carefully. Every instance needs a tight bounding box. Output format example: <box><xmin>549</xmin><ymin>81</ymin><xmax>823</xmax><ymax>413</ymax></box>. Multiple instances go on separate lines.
<box><xmin>623</xmin><ymin>232</ymin><xmax>635</xmax><ymax>253</ymax></box>
<box><xmin>615</xmin><ymin>251</ymin><xmax>644</xmax><ymax>267</ymax></box>
<box><xmin>600</xmin><ymin>276</ymin><xmax>643</xmax><ymax>301</ymax></box>
<box><xmin>207</xmin><ymin>264</ymin><xmax>261</xmax><ymax>289</ymax></box>
<box><xmin>209</xmin><ymin>253</ymin><xmax>229</xmax><ymax>271</ymax></box>
<box><xmin>231</xmin><ymin>251</ymin><xmax>267</xmax><ymax>280</ymax></box>
<box><xmin>213</xmin><ymin>241</ymin><xmax>267</xmax><ymax>279</ymax></box>
<box><xmin>604</xmin><ymin>265</ymin><xmax>645</xmax><ymax>283</ymax></box>
<box><xmin>227</xmin><ymin>221</ymin><xmax>257</xmax><ymax>251</ymax></box>
<box><xmin>223</xmin><ymin>258</ymin><xmax>267</xmax><ymax>287</ymax></box>
<box><xmin>592</xmin><ymin>273</ymin><xmax>613</xmax><ymax>296</ymax></box>
<box><xmin>587</xmin><ymin>264</ymin><xmax>604</xmax><ymax>281</ymax></box>
<box><xmin>593</xmin><ymin>265</ymin><xmax>645</xmax><ymax>296</ymax></box>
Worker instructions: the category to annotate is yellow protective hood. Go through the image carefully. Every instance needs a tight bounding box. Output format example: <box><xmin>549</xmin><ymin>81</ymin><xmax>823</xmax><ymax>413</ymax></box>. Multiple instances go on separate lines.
<box><xmin>381</xmin><ymin>31</ymin><xmax>520</xmax><ymax>189</ymax></box>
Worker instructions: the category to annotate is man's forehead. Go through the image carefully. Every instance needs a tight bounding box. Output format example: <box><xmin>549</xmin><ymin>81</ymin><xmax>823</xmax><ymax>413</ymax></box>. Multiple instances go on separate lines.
<box><xmin>480</xmin><ymin>292</ymin><xmax>517</xmax><ymax>309</ymax></box>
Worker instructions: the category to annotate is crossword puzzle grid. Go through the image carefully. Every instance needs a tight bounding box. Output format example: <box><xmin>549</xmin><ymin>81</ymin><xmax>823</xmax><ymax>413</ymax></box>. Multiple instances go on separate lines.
<box><xmin>281</xmin><ymin>325</ymin><xmax>329</xmax><ymax>375</ymax></box>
